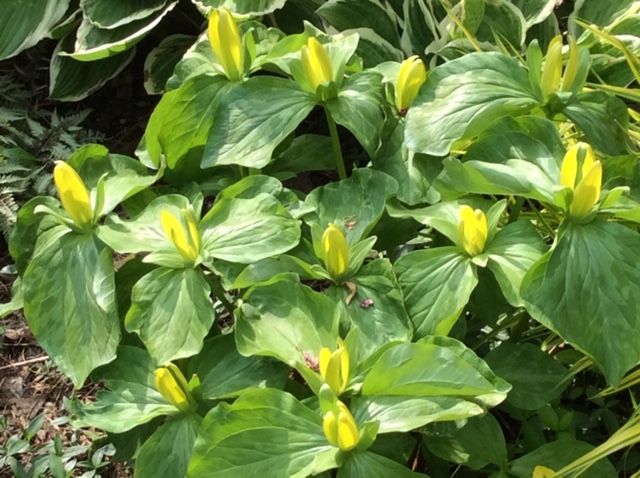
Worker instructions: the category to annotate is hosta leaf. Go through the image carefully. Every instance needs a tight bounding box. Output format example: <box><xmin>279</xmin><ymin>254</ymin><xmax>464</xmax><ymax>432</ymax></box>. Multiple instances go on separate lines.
<box><xmin>125</xmin><ymin>267</ymin><xmax>214</xmax><ymax>364</ymax></box>
<box><xmin>406</xmin><ymin>52</ymin><xmax>539</xmax><ymax>156</ymax></box>
<box><xmin>144</xmin><ymin>34</ymin><xmax>194</xmax><ymax>94</ymax></box>
<box><xmin>82</xmin><ymin>0</ymin><xmax>169</xmax><ymax>29</ymax></box>
<box><xmin>521</xmin><ymin>220</ymin><xmax>640</xmax><ymax>385</ymax></box>
<box><xmin>23</xmin><ymin>230</ymin><xmax>120</xmax><ymax>386</ymax></box>
<box><xmin>187</xmin><ymin>388</ymin><xmax>339</xmax><ymax>478</ymax></box>
<box><xmin>193</xmin><ymin>0</ymin><xmax>287</xmax><ymax>15</ymax></box>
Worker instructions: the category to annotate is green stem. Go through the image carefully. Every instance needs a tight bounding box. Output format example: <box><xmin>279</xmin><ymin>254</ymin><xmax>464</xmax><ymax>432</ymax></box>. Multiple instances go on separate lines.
<box><xmin>324</xmin><ymin>108</ymin><xmax>347</xmax><ymax>179</ymax></box>
<box><xmin>206</xmin><ymin>273</ymin><xmax>235</xmax><ymax>317</ymax></box>
<box><xmin>508</xmin><ymin>196</ymin><xmax>525</xmax><ymax>223</ymax></box>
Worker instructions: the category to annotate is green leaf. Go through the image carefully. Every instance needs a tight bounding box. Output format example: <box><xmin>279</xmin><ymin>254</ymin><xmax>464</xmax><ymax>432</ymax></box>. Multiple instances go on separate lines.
<box><xmin>82</xmin><ymin>0</ymin><xmax>168</xmax><ymax>29</ymax></box>
<box><xmin>325</xmin><ymin>71</ymin><xmax>385</xmax><ymax>157</ymax></box>
<box><xmin>135</xmin><ymin>415</ymin><xmax>201</xmax><ymax>478</ymax></box>
<box><xmin>513</xmin><ymin>0</ymin><xmax>557</xmax><ymax>27</ymax></box>
<box><xmin>235</xmin><ymin>276</ymin><xmax>340</xmax><ymax>390</ymax></box>
<box><xmin>509</xmin><ymin>438</ymin><xmax>617</xmax><ymax>478</ymax></box>
<box><xmin>265</xmin><ymin>134</ymin><xmax>335</xmax><ymax>177</ymax></box>
<box><xmin>423</xmin><ymin>414</ymin><xmax>506</xmax><ymax>469</ymax></box>
<box><xmin>327</xmin><ymin>259</ymin><xmax>412</xmax><ymax>355</ymax></box>
<box><xmin>476</xmin><ymin>1</ymin><xmax>526</xmax><ymax>48</ymax></box>
<box><xmin>484</xmin><ymin>342</ymin><xmax>567</xmax><ymax>410</ymax></box>
<box><xmin>317</xmin><ymin>0</ymin><xmax>400</xmax><ymax>47</ymax></box>
<box><xmin>560</xmin><ymin>91</ymin><xmax>631</xmax><ymax>155</ymax></box>
<box><xmin>50</xmin><ymin>35</ymin><xmax>135</xmax><ymax>101</ymax></box>
<box><xmin>64</xmin><ymin>2</ymin><xmax>178</xmax><ymax>61</ymax></box>
<box><xmin>395</xmin><ymin>247</ymin><xmax>478</xmax><ymax>337</ymax></box>
<box><xmin>406</xmin><ymin>52</ymin><xmax>539</xmax><ymax>156</ymax></box>
<box><xmin>338</xmin><ymin>451</ymin><xmax>426</xmax><ymax>478</ymax></box>
<box><xmin>188</xmin><ymin>334</ymin><xmax>288</xmax><ymax>400</ymax></box>
<box><xmin>351</xmin><ymin>337</ymin><xmax>510</xmax><ymax>433</ymax></box>
<box><xmin>202</xmin><ymin>77</ymin><xmax>316</xmax><ymax>168</ymax></box>
<box><xmin>187</xmin><ymin>388</ymin><xmax>339</xmax><ymax>478</ymax></box>
<box><xmin>23</xmin><ymin>231</ymin><xmax>120</xmax><ymax>386</ymax></box>
<box><xmin>349</xmin><ymin>28</ymin><xmax>404</xmax><ymax>68</ymax></box>
<box><xmin>141</xmin><ymin>74</ymin><xmax>230</xmax><ymax>169</ymax></box>
<box><xmin>200</xmin><ymin>193</ymin><xmax>300</xmax><ymax>263</ymax></box>
<box><xmin>193</xmin><ymin>0</ymin><xmax>287</xmax><ymax>15</ymax></box>
<box><xmin>66</xmin><ymin>144</ymin><xmax>158</xmax><ymax>216</ymax></box>
<box><xmin>485</xmin><ymin>221</ymin><xmax>547</xmax><ymax>307</ymax></box>
<box><xmin>521</xmin><ymin>220</ymin><xmax>640</xmax><ymax>385</ymax></box>
<box><xmin>125</xmin><ymin>267</ymin><xmax>214</xmax><ymax>364</ymax></box>
<box><xmin>71</xmin><ymin>346</ymin><xmax>178</xmax><ymax>433</ymax></box>
<box><xmin>305</xmin><ymin>168</ymin><xmax>398</xmax><ymax>245</ymax></box>
<box><xmin>144</xmin><ymin>34</ymin><xmax>194</xmax><ymax>94</ymax></box>
<box><xmin>0</xmin><ymin>0</ymin><xmax>70</xmax><ymax>60</ymax></box>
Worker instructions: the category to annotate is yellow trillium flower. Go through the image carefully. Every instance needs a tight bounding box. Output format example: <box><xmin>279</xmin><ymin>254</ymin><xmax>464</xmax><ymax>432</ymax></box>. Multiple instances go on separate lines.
<box><xmin>458</xmin><ymin>205</ymin><xmax>488</xmax><ymax>257</ymax></box>
<box><xmin>319</xmin><ymin>338</ymin><xmax>349</xmax><ymax>395</ymax></box>
<box><xmin>322</xmin><ymin>401</ymin><xmax>360</xmax><ymax>451</ymax></box>
<box><xmin>161</xmin><ymin>209</ymin><xmax>201</xmax><ymax>263</ymax></box>
<box><xmin>53</xmin><ymin>161</ymin><xmax>93</xmax><ymax>228</ymax></box>
<box><xmin>301</xmin><ymin>37</ymin><xmax>334</xmax><ymax>92</ymax></box>
<box><xmin>208</xmin><ymin>8</ymin><xmax>244</xmax><ymax>81</ymax></box>
<box><xmin>561</xmin><ymin>36</ymin><xmax>579</xmax><ymax>91</ymax></box>
<box><xmin>541</xmin><ymin>34</ymin><xmax>563</xmax><ymax>98</ymax></box>
<box><xmin>395</xmin><ymin>55</ymin><xmax>427</xmax><ymax>112</ymax></box>
<box><xmin>154</xmin><ymin>364</ymin><xmax>193</xmax><ymax>412</ymax></box>
<box><xmin>560</xmin><ymin>142</ymin><xmax>602</xmax><ymax>218</ymax></box>
<box><xmin>322</xmin><ymin>223</ymin><xmax>349</xmax><ymax>279</ymax></box>
<box><xmin>533</xmin><ymin>466</ymin><xmax>556</xmax><ymax>478</ymax></box>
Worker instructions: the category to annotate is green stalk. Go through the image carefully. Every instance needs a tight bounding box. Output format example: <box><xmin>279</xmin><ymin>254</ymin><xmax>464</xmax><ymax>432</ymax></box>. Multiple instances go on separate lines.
<box><xmin>205</xmin><ymin>272</ymin><xmax>235</xmax><ymax>317</ymax></box>
<box><xmin>324</xmin><ymin>108</ymin><xmax>347</xmax><ymax>180</ymax></box>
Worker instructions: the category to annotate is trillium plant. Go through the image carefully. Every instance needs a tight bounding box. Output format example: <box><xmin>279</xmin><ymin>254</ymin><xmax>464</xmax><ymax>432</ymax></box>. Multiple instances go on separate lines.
<box><xmin>6</xmin><ymin>1</ymin><xmax>640</xmax><ymax>477</ymax></box>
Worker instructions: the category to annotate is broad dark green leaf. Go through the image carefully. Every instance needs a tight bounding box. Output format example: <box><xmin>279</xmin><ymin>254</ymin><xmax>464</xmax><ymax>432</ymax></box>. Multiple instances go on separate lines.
<box><xmin>144</xmin><ymin>34</ymin><xmax>194</xmax><ymax>94</ymax></box>
<box><xmin>135</xmin><ymin>415</ymin><xmax>201</xmax><ymax>478</ymax></box>
<box><xmin>202</xmin><ymin>77</ymin><xmax>316</xmax><ymax>168</ymax></box>
<box><xmin>395</xmin><ymin>247</ymin><xmax>478</xmax><ymax>337</ymax></box>
<box><xmin>71</xmin><ymin>346</ymin><xmax>177</xmax><ymax>432</ymax></box>
<box><xmin>265</xmin><ymin>134</ymin><xmax>335</xmax><ymax>177</ymax></box>
<box><xmin>187</xmin><ymin>388</ymin><xmax>339</xmax><ymax>478</ymax></box>
<box><xmin>23</xmin><ymin>231</ymin><xmax>120</xmax><ymax>386</ymax></box>
<box><xmin>351</xmin><ymin>337</ymin><xmax>510</xmax><ymax>433</ymax></box>
<box><xmin>193</xmin><ymin>0</ymin><xmax>287</xmax><ymax>15</ymax></box>
<box><xmin>406</xmin><ymin>52</ymin><xmax>539</xmax><ymax>156</ymax></box>
<box><xmin>82</xmin><ymin>0</ymin><xmax>169</xmax><ymax>29</ymax></box>
<box><xmin>350</xmin><ymin>28</ymin><xmax>404</xmax><ymax>68</ymax></box>
<box><xmin>325</xmin><ymin>71</ymin><xmax>385</xmax><ymax>157</ymax></box>
<box><xmin>188</xmin><ymin>334</ymin><xmax>288</xmax><ymax>400</ymax></box>
<box><xmin>126</xmin><ymin>267</ymin><xmax>214</xmax><ymax>364</ymax></box>
<box><xmin>0</xmin><ymin>0</ymin><xmax>70</xmax><ymax>60</ymax></box>
<box><xmin>521</xmin><ymin>220</ymin><xmax>640</xmax><ymax>385</ymax></box>
<box><xmin>338</xmin><ymin>451</ymin><xmax>426</xmax><ymax>478</ymax></box>
<box><xmin>476</xmin><ymin>1</ymin><xmax>525</xmax><ymax>48</ymax></box>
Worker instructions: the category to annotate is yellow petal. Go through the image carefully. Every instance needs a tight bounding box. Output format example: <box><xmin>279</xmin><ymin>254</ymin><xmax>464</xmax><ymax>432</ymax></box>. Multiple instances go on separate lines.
<box><xmin>458</xmin><ymin>205</ymin><xmax>487</xmax><ymax>256</ymax></box>
<box><xmin>184</xmin><ymin>209</ymin><xmax>201</xmax><ymax>253</ymax></box>
<box><xmin>396</xmin><ymin>56</ymin><xmax>427</xmax><ymax>111</ymax></box>
<box><xmin>336</xmin><ymin>402</ymin><xmax>360</xmax><ymax>451</ymax></box>
<box><xmin>571</xmin><ymin>160</ymin><xmax>602</xmax><ymax>218</ymax></box>
<box><xmin>301</xmin><ymin>37</ymin><xmax>333</xmax><ymax>91</ymax></box>
<box><xmin>541</xmin><ymin>35</ymin><xmax>563</xmax><ymax>97</ymax></box>
<box><xmin>322</xmin><ymin>223</ymin><xmax>349</xmax><ymax>279</ymax></box>
<box><xmin>322</xmin><ymin>411</ymin><xmax>339</xmax><ymax>446</ymax></box>
<box><xmin>560</xmin><ymin>144</ymin><xmax>579</xmax><ymax>189</ymax></box>
<box><xmin>533</xmin><ymin>466</ymin><xmax>556</xmax><ymax>478</ymax></box>
<box><xmin>561</xmin><ymin>36</ymin><xmax>579</xmax><ymax>91</ymax></box>
<box><xmin>337</xmin><ymin>338</ymin><xmax>349</xmax><ymax>393</ymax></box>
<box><xmin>53</xmin><ymin>161</ymin><xmax>93</xmax><ymax>227</ymax></box>
<box><xmin>579</xmin><ymin>142</ymin><xmax>596</xmax><ymax>178</ymax></box>
<box><xmin>161</xmin><ymin>210</ymin><xmax>199</xmax><ymax>263</ymax></box>
<box><xmin>318</xmin><ymin>347</ymin><xmax>332</xmax><ymax>379</ymax></box>
<box><xmin>208</xmin><ymin>8</ymin><xmax>244</xmax><ymax>81</ymax></box>
<box><xmin>154</xmin><ymin>367</ymin><xmax>191</xmax><ymax>411</ymax></box>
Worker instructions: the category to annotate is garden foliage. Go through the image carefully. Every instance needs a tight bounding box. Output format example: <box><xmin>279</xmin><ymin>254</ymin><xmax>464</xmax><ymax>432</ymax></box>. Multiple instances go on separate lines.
<box><xmin>4</xmin><ymin>0</ymin><xmax>640</xmax><ymax>477</ymax></box>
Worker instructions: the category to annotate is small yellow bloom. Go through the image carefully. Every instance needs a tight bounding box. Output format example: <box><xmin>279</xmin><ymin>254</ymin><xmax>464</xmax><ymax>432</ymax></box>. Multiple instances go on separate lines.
<box><xmin>560</xmin><ymin>143</ymin><xmax>602</xmax><ymax>218</ymax></box>
<box><xmin>541</xmin><ymin>35</ymin><xmax>563</xmax><ymax>98</ymax></box>
<box><xmin>161</xmin><ymin>209</ymin><xmax>201</xmax><ymax>263</ymax></box>
<box><xmin>319</xmin><ymin>338</ymin><xmax>349</xmax><ymax>395</ymax></box>
<box><xmin>322</xmin><ymin>223</ymin><xmax>349</xmax><ymax>279</ymax></box>
<box><xmin>53</xmin><ymin>161</ymin><xmax>93</xmax><ymax>227</ymax></box>
<box><xmin>458</xmin><ymin>205</ymin><xmax>488</xmax><ymax>257</ymax></box>
<box><xmin>208</xmin><ymin>8</ymin><xmax>244</xmax><ymax>81</ymax></box>
<box><xmin>154</xmin><ymin>364</ymin><xmax>193</xmax><ymax>412</ymax></box>
<box><xmin>533</xmin><ymin>466</ymin><xmax>556</xmax><ymax>478</ymax></box>
<box><xmin>322</xmin><ymin>401</ymin><xmax>360</xmax><ymax>451</ymax></box>
<box><xmin>301</xmin><ymin>37</ymin><xmax>334</xmax><ymax>92</ymax></box>
<box><xmin>395</xmin><ymin>56</ymin><xmax>427</xmax><ymax>112</ymax></box>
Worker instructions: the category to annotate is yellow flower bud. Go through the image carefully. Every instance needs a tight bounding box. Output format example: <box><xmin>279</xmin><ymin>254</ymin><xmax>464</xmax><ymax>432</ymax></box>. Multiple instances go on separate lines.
<box><xmin>395</xmin><ymin>56</ymin><xmax>427</xmax><ymax>112</ymax></box>
<box><xmin>53</xmin><ymin>161</ymin><xmax>93</xmax><ymax>228</ymax></box>
<box><xmin>533</xmin><ymin>466</ymin><xmax>556</xmax><ymax>478</ymax></box>
<box><xmin>322</xmin><ymin>223</ymin><xmax>349</xmax><ymax>279</ymax></box>
<box><xmin>458</xmin><ymin>205</ymin><xmax>488</xmax><ymax>257</ymax></box>
<box><xmin>208</xmin><ymin>8</ymin><xmax>244</xmax><ymax>81</ymax></box>
<box><xmin>561</xmin><ymin>36</ymin><xmax>579</xmax><ymax>91</ymax></box>
<box><xmin>560</xmin><ymin>143</ymin><xmax>602</xmax><ymax>218</ymax></box>
<box><xmin>322</xmin><ymin>401</ymin><xmax>360</xmax><ymax>451</ymax></box>
<box><xmin>301</xmin><ymin>37</ymin><xmax>334</xmax><ymax>92</ymax></box>
<box><xmin>154</xmin><ymin>364</ymin><xmax>193</xmax><ymax>412</ymax></box>
<box><xmin>161</xmin><ymin>209</ymin><xmax>201</xmax><ymax>264</ymax></box>
<box><xmin>541</xmin><ymin>35</ymin><xmax>563</xmax><ymax>98</ymax></box>
<box><xmin>319</xmin><ymin>338</ymin><xmax>349</xmax><ymax>395</ymax></box>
